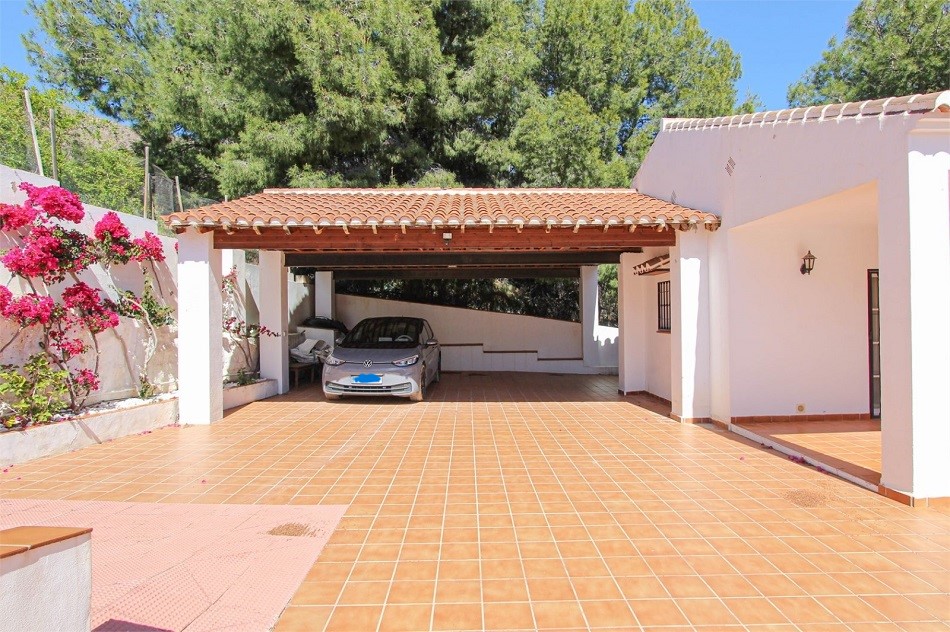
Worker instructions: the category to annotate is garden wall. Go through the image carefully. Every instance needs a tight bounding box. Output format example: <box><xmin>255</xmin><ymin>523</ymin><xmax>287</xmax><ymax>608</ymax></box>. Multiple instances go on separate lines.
<box><xmin>0</xmin><ymin>165</ymin><xmax>179</xmax><ymax>405</ymax></box>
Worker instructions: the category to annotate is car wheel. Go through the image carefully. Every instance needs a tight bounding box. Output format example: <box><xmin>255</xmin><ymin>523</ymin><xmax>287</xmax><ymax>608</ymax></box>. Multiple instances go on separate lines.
<box><xmin>410</xmin><ymin>364</ymin><xmax>427</xmax><ymax>402</ymax></box>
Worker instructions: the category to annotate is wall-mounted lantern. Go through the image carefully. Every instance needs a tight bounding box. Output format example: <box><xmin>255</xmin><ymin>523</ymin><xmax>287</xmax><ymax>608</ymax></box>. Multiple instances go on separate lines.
<box><xmin>800</xmin><ymin>250</ymin><xmax>817</xmax><ymax>275</ymax></box>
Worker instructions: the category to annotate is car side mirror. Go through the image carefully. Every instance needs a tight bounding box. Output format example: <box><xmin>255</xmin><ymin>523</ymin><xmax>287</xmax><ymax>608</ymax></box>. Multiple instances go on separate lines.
<box><xmin>425</xmin><ymin>339</ymin><xmax>439</xmax><ymax>347</ymax></box>
<box><xmin>335</xmin><ymin>335</ymin><xmax>344</xmax><ymax>344</ymax></box>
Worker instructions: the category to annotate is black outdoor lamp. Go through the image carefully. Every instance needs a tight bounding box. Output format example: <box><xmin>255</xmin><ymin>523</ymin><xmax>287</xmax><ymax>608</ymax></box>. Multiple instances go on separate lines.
<box><xmin>800</xmin><ymin>250</ymin><xmax>816</xmax><ymax>275</ymax></box>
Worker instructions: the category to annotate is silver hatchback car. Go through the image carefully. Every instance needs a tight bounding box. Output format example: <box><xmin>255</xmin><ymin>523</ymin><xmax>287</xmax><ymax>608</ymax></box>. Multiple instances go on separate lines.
<box><xmin>322</xmin><ymin>317</ymin><xmax>441</xmax><ymax>401</ymax></box>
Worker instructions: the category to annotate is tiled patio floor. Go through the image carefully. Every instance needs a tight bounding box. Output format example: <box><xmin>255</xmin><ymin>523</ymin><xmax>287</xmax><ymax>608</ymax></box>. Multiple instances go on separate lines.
<box><xmin>735</xmin><ymin>419</ymin><xmax>882</xmax><ymax>488</ymax></box>
<box><xmin>2</xmin><ymin>373</ymin><xmax>948</xmax><ymax>631</ymax></box>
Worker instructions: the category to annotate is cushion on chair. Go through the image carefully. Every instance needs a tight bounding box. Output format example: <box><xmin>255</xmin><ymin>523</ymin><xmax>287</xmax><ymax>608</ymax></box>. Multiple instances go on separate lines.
<box><xmin>292</xmin><ymin>338</ymin><xmax>319</xmax><ymax>354</ymax></box>
<box><xmin>290</xmin><ymin>338</ymin><xmax>321</xmax><ymax>364</ymax></box>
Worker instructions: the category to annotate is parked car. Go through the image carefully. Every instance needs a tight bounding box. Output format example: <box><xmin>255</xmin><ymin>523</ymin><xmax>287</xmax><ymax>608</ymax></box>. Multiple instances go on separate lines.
<box><xmin>322</xmin><ymin>317</ymin><xmax>441</xmax><ymax>401</ymax></box>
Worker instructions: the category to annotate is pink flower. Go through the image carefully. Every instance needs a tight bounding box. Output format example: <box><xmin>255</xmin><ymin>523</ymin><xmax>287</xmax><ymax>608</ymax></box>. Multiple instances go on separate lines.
<box><xmin>73</xmin><ymin>368</ymin><xmax>100</xmax><ymax>392</ymax></box>
<box><xmin>62</xmin><ymin>282</ymin><xmax>101</xmax><ymax>311</ymax></box>
<box><xmin>0</xmin><ymin>202</ymin><xmax>38</xmax><ymax>231</ymax></box>
<box><xmin>19</xmin><ymin>183</ymin><xmax>84</xmax><ymax>223</ymax></box>
<box><xmin>93</xmin><ymin>212</ymin><xmax>130</xmax><ymax>241</ymax></box>
<box><xmin>0</xmin><ymin>292</ymin><xmax>57</xmax><ymax>327</ymax></box>
<box><xmin>1</xmin><ymin>225</ymin><xmax>92</xmax><ymax>283</ymax></box>
<box><xmin>131</xmin><ymin>232</ymin><xmax>165</xmax><ymax>262</ymax></box>
<box><xmin>51</xmin><ymin>336</ymin><xmax>87</xmax><ymax>357</ymax></box>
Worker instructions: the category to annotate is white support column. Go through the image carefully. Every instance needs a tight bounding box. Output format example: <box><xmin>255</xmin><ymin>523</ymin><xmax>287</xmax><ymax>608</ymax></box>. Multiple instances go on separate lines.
<box><xmin>580</xmin><ymin>266</ymin><xmax>600</xmax><ymax>367</ymax></box>
<box><xmin>879</xmin><ymin>118</ymin><xmax>950</xmax><ymax>501</ymax></box>
<box><xmin>314</xmin><ymin>271</ymin><xmax>334</xmax><ymax>318</ymax></box>
<box><xmin>177</xmin><ymin>229</ymin><xmax>223</xmax><ymax>424</ymax></box>
<box><xmin>670</xmin><ymin>229</ymin><xmax>711</xmax><ymax>422</ymax></box>
<box><xmin>617</xmin><ymin>253</ymin><xmax>647</xmax><ymax>394</ymax></box>
<box><xmin>259</xmin><ymin>251</ymin><xmax>289</xmax><ymax>394</ymax></box>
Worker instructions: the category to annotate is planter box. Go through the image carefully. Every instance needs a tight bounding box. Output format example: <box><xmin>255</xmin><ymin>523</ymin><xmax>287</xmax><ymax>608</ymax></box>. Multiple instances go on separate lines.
<box><xmin>223</xmin><ymin>379</ymin><xmax>278</xmax><ymax>410</ymax></box>
<box><xmin>0</xmin><ymin>397</ymin><xmax>178</xmax><ymax>466</ymax></box>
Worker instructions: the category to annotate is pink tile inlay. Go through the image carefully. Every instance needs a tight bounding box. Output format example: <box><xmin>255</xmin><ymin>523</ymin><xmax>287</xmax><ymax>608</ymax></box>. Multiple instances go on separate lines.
<box><xmin>0</xmin><ymin>499</ymin><xmax>346</xmax><ymax>632</ymax></box>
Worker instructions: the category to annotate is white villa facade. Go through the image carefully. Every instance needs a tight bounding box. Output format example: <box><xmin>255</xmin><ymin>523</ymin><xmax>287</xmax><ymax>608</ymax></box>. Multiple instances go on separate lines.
<box><xmin>619</xmin><ymin>92</ymin><xmax>950</xmax><ymax>503</ymax></box>
<box><xmin>172</xmin><ymin>91</ymin><xmax>949</xmax><ymax>505</ymax></box>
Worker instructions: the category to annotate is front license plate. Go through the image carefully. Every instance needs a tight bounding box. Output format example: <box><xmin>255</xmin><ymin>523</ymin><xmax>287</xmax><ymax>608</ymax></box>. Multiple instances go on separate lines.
<box><xmin>353</xmin><ymin>373</ymin><xmax>382</xmax><ymax>384</ymax></box>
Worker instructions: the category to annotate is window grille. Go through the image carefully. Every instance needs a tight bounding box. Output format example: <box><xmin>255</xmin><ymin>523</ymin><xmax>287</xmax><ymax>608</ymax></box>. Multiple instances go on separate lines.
<box><xmin>657</xmin><ymin>281</ymin><xmax>671</xmax><ymax>332</ymax></box>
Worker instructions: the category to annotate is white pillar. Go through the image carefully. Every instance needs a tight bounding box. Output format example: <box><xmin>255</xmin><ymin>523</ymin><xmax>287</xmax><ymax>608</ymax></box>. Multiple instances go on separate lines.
<box><xmin>670</xmin><ymin>229</ymin><xmax>711</xmax><ymax>422</ymax></box>
<box><xmin>580</xmin><ymin>266</ymin><xmax>599</xmax><ymax>367</ymax></box>
<box><xmin>617</xmin><ymin>253</ymin><xmax>647</xmax><ymax>394</ymax></box>
<box><xmin>314</xmin><ymin>271</ymin><xmax>334</xmax><ymax>318</ymax></box>
<box><xmin>259</xmin><ymin>251</ymin><xmax>289</xmax><ymax>394</ymax></box>
<box><xmin>879</xmin><ymin>118</ymin><xmax>950</xmax><ymax>501</ymax></box>
<box><xmin>177</xmin><ymin>229</ymin><xmax>223</xmax><ymax>424</ymax></box>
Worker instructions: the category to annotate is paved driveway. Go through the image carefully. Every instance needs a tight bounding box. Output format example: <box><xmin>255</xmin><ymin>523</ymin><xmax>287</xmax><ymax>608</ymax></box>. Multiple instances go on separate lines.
<box><xmin>2</xmin><ymin>373</ymin><xmax>948</xmax><ymax>631</ymax></box>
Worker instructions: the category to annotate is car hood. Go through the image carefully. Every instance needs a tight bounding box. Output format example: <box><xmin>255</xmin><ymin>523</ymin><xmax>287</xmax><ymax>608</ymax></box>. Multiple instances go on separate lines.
<box><xmin>330</xmin><ymin>346</ymin><xmax>423</xmax><ymax>364</ymax></box>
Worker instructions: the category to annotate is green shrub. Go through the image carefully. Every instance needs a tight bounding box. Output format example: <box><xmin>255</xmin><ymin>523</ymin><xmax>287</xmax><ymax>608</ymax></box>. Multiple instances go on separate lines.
<box><xmin>0</xmin><ymin>354</ymin><xmax>70</xmax><ymax>429</ymax></box>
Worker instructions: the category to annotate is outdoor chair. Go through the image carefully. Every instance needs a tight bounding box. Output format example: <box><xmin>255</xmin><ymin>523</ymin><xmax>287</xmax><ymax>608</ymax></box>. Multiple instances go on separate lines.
<box><xmin>289</xmin><ymin>338</ymin><xmax>327</xmax><ymax>364</ymax></box>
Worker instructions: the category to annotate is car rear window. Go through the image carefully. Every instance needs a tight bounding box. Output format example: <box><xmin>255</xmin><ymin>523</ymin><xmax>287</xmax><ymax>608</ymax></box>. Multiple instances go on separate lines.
<box><xmin>341</xmin><ymin>318</ymin><xmax>422</xmax><ymax>348</ymax></box>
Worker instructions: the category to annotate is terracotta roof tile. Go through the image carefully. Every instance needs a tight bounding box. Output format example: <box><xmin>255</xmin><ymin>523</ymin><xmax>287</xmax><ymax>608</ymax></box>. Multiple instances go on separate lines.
<box><xmin>164</xmin><ymin>188</ymin><xmax>719</xmax><ymax>231</ymax></box>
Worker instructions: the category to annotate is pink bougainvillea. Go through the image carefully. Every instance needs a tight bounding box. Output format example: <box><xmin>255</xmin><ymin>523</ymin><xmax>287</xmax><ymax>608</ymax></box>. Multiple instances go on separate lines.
<box><xmin>0</xmin><ymin>289</ymin><xmax>58</xmax><ymax>327</ymax></box>
<box><xmin>0</xmin><ymin>184</ymin><xmax>170</xmax><ymax>422</ymax></box>
<box><xmin>2</xmin><ymin>225</ymin><xmax>93</xmax><ymax>284</ymax></box>
<box><xmin>19</xmin><ymin>182</ymin><xmax>84</xmax><ymax>223</ymax></box>
<box><xmin>131</xmin><ymin>232</ymin><xmax>165</xmax><ymax>262</ymax></box>
<box><xmin>73</xmin><ymin>368</ymin><xmax>100</xmax><ymax>392</ymax></box>
<box><xmin>0</xmin><ymin>201</ymin><xmax>38</xmax><ymax>231</ymax></box>
<box><xmin>93</xmin><ymin>211</ymin><xmax>130</xmax><ymax>241</ymax></box>
<box><xmin>62</xmin><ymin>283</ymin><xmax>119</xmax><ymax>334</ymax></box>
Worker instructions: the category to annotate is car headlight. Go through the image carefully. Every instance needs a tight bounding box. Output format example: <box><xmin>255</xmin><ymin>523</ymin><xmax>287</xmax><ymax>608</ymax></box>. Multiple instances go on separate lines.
<box><xmin>324</xmin><ymin>354</ymin><xmax>344</xmax><ymax>366</ymax></box>
<box><xmin>392</xmin><ymin>354</ymin><xmax>419</xmax><ymax>367</ymax></box>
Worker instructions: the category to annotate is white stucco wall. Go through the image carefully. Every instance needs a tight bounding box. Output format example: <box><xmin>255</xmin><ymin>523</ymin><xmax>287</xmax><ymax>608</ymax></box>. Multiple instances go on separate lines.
<box><xmin>631</xmin><ymin>110</ymin><xmax>913</xmax><ymax>420</ymax></box>
<box><xmin>336</xmin><ymin>294</ymin><xmax>603</xmax><ymax>373</ymax></box>
<box><xmin>645</xmin><ymin>276</ymin><xmax>672</xmax><ymax>402</ymax></box>
<box><xmin>0</xmin><ymin>534</ymin><xmax>92</xmax><ymax>632</ymax></box>
<box><xmin>728</xmin><ymin>184</ymin><xmax>878</xmax><ymax>416</ymax></box>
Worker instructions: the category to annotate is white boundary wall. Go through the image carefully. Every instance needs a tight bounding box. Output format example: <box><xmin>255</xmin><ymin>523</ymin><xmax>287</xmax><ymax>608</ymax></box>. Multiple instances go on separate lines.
<box><xmin>0</xmin><ymin>166</ymin><xmax>179</xmax><ymax>404</ymax></box>
<box><xmin>336</xmin><ymin>294</ymin><xmax>612</xmax><ymax>374</ymax></box>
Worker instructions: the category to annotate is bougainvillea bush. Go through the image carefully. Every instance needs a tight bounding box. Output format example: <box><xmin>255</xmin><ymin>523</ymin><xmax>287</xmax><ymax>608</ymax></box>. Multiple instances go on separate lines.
<box><xmin>221</xmin><ymin>265</ymin><xmax>277</xmax><ymax>385</ymax></box>
<box><xmin>0</xmin><ymin>183</ymin><xmax>170</xmax><ymax>428</ymax></box>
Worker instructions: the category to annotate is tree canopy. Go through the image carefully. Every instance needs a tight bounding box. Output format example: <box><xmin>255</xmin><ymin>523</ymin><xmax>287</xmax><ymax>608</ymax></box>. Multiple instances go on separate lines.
<box><xmin>0</xmin><ymin>67</ymin><xmax>143</xmax><ymax>216</ymax></box>
<box><xmin>27</xmin><ymin>0</ymin><xmax>753</xmax><ymax>199</ymax></box>
<box><xmin>788</xmin><ymin>0</ymin><xmax>950</xmax><ymax>107</ymax></box>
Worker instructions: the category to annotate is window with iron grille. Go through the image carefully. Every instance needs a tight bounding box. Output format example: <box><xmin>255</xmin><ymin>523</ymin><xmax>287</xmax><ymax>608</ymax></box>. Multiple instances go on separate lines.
<box><xmin>657</xmin><ymin>281</ymin><xmax>671</xmax><ymax>332</ymax></box>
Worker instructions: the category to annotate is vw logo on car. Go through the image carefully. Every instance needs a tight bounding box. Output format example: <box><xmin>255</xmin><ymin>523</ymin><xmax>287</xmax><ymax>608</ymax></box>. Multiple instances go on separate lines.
<box><xmin>363</xmin><ymin>360</ymin><xmax>373</xmax><ymax>368</ymax></box>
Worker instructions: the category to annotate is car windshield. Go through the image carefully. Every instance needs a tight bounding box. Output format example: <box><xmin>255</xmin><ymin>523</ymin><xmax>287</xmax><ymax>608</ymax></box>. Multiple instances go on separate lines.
<box><xmin>340</xmin><ymin>318</ymin><xmax>422</xmax><ymax>349</ymax></box>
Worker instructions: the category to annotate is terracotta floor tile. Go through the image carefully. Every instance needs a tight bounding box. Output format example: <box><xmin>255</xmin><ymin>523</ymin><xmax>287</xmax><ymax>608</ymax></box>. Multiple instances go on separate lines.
<box><xmin>581</xmin><ymin>599</ymin><xmax>639</xmax><ymax>628</ymax></box>
<box><xmin>679</xmin><ymin>598</ymin><xmax>742</xmax><ymax>625</ymax></box>
<box><xmin>383</xmin><ymin>578</ymin><xmax>432</xmax><ymax>603</ymax></box>
<box><xmin>4</xmin><ymin>374</ymin><xmax>948</xmax><ymax>632</ymax></box>
<box><xmin>324</xmin><ymin>604</ymin><xmax>383</xmax><ymax>631</ymax></box>
<box><xmin>377</xmin><ymin>604</ymin><xmax>433</xmax><ymax>632</ymax></box>
<box><xmin>483</xmin><ymin>601</ymin><xmax>535</xmax><ymax>630</ymax></box>
<box><xmin>629</xmin><ymin>598</ymin><xmax>689</xmax><ymax>626</ymax></box>
<box><xmin>431</xmin><ymin>602</ymin><xmax>483</xmax><ymax>631</ymax></box>
<box><xmin>434</xmin><ymin>579</ymin><xmax>482</xmax><ymax>603</ymax></box>
<box><xmin>531</xmin><ymin>599</ymin><xmax>587</xmax><ymax>629</ymax></box>
<box><xmin>861</xmin><ymin>594</ymin><xmax>940</xmax><ymax>622</ymax></box>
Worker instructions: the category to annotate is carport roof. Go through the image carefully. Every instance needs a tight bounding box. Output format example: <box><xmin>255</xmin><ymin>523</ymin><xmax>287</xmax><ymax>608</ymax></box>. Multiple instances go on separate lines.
<box><xmin>164</xmin><ymin>188</ymin><xmax>719</xmax><ymax>231</ymax></box>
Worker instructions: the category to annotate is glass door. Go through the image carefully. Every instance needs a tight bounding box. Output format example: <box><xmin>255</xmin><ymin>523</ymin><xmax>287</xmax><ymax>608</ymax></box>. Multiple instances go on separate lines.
<box><xmin>868</xmin><ymin>270</ymin><xmax>880</xmax><ymax>418</ymax></box>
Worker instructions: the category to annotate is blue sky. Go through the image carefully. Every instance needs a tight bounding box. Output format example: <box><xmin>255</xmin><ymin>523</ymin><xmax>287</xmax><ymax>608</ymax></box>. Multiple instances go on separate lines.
<box><xmin>1</xmin><ymin>0</ymin><xmax>858</xmax><ymax>111</ymax></box>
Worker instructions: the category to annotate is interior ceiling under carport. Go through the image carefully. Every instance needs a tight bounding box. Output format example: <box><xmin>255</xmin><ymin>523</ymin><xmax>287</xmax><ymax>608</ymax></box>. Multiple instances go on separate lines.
<box><xmin>164</xmin><ymin>188</ymin><xmax>719</xmax><ymax>278</ymax></box>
